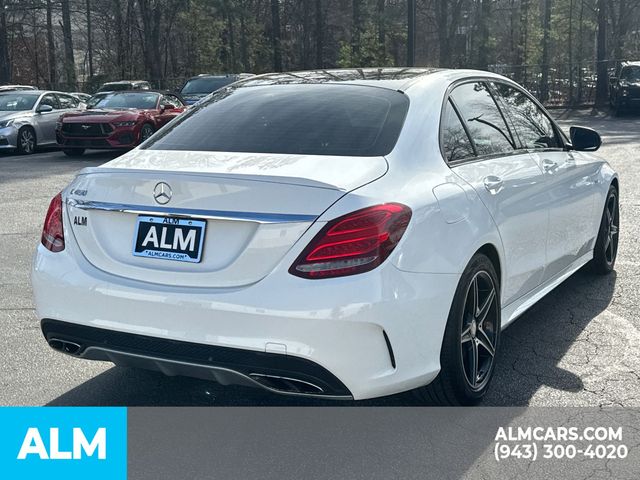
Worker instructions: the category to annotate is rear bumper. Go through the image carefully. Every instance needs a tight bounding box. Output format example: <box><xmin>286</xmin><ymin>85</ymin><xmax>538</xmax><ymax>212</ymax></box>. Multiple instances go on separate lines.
<box><xmin>32</xmin><ymin>235</ymin><xmax>459</xmax><ymax>400</ymax></box>
<box><xmin>41</xmin><ymin>319</ymin><xmax>352</xmax><ymax>398</ymax></box>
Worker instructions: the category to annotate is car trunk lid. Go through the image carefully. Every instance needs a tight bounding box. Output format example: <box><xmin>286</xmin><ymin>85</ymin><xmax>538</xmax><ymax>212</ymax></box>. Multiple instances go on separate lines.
<box><xmin>65</xmin><ymin>150</ymin><xmax>387</xmax><ymax>288</ymax></box>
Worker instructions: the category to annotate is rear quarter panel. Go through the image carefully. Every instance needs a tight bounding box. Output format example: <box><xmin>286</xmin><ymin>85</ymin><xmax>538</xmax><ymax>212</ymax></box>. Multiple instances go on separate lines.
<box><xmin>315</xmin><ymin>74</ymin><xmax>505</xmax><ymax>279</ymax></box>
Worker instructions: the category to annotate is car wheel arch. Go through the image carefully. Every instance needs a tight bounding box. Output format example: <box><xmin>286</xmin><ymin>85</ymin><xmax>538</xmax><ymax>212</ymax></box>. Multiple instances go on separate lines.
<box><xmin>476</xmin><ymin>243</ymin><xmax>502</xmax><ymax>289</ymax></box>
<box><xmin>610</xmin><ymin>177</ymin><xmax>619</xmax><ymax>193</ymax></box>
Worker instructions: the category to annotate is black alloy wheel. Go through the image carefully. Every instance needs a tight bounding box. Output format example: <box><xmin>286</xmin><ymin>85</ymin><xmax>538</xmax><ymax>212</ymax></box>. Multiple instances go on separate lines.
<box><xmin>414</xmin><ymin>253</ymin><xmax>501</xmax><ymax>405</ymax></box>
<box><xmin>591</xmin><ymin>185</ymin><xmax>619</xmax><ymax>274</ymax></box>
<box><xmin>460</xmin><ymin>270</ymin><xmax>499</xmax><ymax>392</ymax></box>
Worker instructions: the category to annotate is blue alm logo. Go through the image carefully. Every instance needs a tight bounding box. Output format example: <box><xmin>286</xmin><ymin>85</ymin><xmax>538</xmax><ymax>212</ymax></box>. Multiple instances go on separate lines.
<box><xmin>0</xmin><ymin>407</ymin><xmax>126</xmax><ymax>480</ymax></box>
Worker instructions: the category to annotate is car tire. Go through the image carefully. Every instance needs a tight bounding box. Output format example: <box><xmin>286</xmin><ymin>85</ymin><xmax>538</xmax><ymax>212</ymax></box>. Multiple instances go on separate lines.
<box><xmin>140</xmin><ymin>124</ymin><xmax>154</xmax><ymax>143</ymax></box>
<box><xmin>62</xmin><ymin>148</ymin><xmax>86</xmax><ymax>157</ymax></box>
<box><xmin>16</xmin><ymin>126</ymin><xmax>36</xmax><ymax>155</ymax></box>
<box><xmin>590</xmin><ymin>184</ymin><xmax>619</xmax><ymax>275</ymax></box>
<box><xmin>414</xmin><ymin>253</ymin><xmax>501</xmax><ymax>405</ymax></box>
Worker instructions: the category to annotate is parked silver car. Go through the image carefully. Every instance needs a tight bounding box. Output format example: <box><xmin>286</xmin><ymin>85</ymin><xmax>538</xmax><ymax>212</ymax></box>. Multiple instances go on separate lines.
<box><xmin>0</xmin><ymin>90</ymin><xmax>84</xmax><ymax>154</ymax></box>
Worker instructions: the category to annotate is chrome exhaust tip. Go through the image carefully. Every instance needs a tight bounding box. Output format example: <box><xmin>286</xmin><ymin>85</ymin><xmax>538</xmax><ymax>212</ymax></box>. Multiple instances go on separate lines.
<box><xmin>48</xmin><ymin>338</ymin><xmax>82</xmax><ymax>356</ymax></box>
<box><xmin>249</xmin><ymin>373</ymin><xmax>324</xmax><ymax>395</ymax></box>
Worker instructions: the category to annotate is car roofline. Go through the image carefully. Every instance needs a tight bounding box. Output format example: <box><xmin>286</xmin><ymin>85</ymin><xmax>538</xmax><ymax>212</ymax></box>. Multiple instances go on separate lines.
<box><xmin>227</xmin><ymin>68</ymin><xmax>522</xmax><ymax>93</ymax></box>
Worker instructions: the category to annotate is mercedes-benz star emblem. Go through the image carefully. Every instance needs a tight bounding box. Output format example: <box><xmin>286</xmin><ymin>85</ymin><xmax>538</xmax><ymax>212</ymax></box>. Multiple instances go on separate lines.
<box><xmin>153</xmin><ymin>182</ymin><xmax>172</xmax><ymax>205</ymax></box>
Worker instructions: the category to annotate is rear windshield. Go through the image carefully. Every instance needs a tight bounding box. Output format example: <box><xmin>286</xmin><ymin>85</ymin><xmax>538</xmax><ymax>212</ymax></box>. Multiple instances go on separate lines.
<box><xmin>181</xmin><ymin>77</ymin><xmax>235</xmax><ymax>95</ymax></box>
<box><xmin>144</xmin><ymin>84</ymin><xmax>409</xmax><ymax>156</ymax></box>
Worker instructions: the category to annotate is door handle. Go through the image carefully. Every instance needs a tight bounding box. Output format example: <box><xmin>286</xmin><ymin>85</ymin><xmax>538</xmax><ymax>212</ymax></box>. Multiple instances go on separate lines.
<box><xmin>483</xmin><ymin>176</ymin><xmax>504</xmax><ymax>194</ymax></box>
<box><xmin>542</xmin><ymin>159</ymin><xmax>558</xmax><ymax>173</ymax></box>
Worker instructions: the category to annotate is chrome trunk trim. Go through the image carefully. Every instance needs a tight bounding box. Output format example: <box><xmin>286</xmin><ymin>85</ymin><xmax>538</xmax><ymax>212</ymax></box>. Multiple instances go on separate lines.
<box><xmin>66</xmin><ymin>198</ymin><xmax>318</xmax><ymax>224</ymax></box>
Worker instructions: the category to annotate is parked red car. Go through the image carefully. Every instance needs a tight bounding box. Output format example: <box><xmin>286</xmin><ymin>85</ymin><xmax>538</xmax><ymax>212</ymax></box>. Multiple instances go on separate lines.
<box><xmin>56</xmin><ymin>90</ymin><xmax>186</xmax><ymax>156</ymax></box>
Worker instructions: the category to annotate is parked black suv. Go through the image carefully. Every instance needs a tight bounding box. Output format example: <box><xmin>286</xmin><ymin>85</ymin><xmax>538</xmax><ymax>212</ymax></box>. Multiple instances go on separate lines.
<box><xmin>610</xmin><ymin>62</ymin><xmax>640</xmax><ymax>115</ymax></box>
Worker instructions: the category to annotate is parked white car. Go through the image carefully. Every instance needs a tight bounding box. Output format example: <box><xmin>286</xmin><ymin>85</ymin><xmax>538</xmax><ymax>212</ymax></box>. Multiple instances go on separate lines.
<box><xmin>32</xmin><ymin>68</ymin><xmax>618</xmax><ymax>404</ymax></box>
<box><xmin>0</xmin><ymin>84</ymin><xmax>37</xmax><ymax>91</ymax></box>
<box><xmin>0</xmin><ymin>90</ymin><xmax>84</xmax><ymax>154</ymax></box>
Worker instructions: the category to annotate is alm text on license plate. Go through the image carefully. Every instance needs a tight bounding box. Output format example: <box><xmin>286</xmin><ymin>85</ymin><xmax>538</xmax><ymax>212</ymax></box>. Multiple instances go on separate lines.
<box><xmin>132</xmin><ymin>215</ymin><xmax>206</xmax><ymax>263</ymax></box>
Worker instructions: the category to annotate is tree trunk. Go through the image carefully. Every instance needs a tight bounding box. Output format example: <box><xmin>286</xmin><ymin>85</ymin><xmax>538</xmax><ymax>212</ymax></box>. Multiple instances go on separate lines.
<box><xmin>539</xmin><ymin>0</ymin><xmax>552</xmax><ymax>102</ymax></box>
<box><xmin>86</xmin><ymin>0</ymin><xmax>94</xmax><ymax>78</ymax></box>
<box><xmin>46</xmin><ymin>0</ymin><xmax>56</xmax><ymax>88</ymax></box>
<box><xmin>114</xmin><ymin>0</ymin><xmax>126</xmax><ymax>79</ymax></box>
<box><xmin>239</xmin><ymin>3</ymin><xmax>249</xmax><ymax>71</ymax></box>
<box><xmin>436</xmin><ymin>0</ymin><xmax>462</xmax><ymax>67</ymax></box>
<box><xmin>515</xmin><ymin>0</ymin><xmax>528</xmax><ymax>82</ymax></box>
<box><xmin>377</xmin><ymin>0</ymin><xmax>385</xmax><ymax>62</ymax></box>
<box><xmin>61</xmin><ymin>0</ymin><xmax>77</xmax><ymax>89</ymax></box>
<box><xmin>595</xmin><ymin>0</ymin><xmax>608</xmax><ymax>106</ymax></box>
<box><xmin>352</xmin><ymin>0</ymin><xmax>362</xmax><ymax>63</ymax></box>
<box><xmin>610</xmin><ymin>0</ymin><xmax>629</xmax><ymax>70</ymax></box>
<box><xmin>270</xmin><ymin>0</ymin><xmax>282</xmax><ymax>71</ymax></box>
<box><xmin>315</xmin><ymin>0</ymin><xmax>323</xmax><ymax>68</ymax></box>
<box><xmin>436</xmin><ymin>0</ymin><xmax>450</xmax><ymax>67</ymax></box>
<box><xmin>576</xmin><ymin>0</ymin><xmax>584</xmax><ymax>103</ymax></box>
<box><xmin>224</xmin><ymin>1</ymin><xmax>237</xmax><ymax>72</ymax></box>
<box><xmin>509</xmin><ymin>0</ymin><xmax>516</xmax><ymax>65</ymax></box>
<box><xmin>302</xmin><ymin>0</ymin><xmax>311</xmax><ymax>69</ymax></box>
<box><xmin>33</xmin><ymin>12</ymin><xmax>41</xmax><ymax>86</ymax></box>
<box><xmin>0</xmin><ymin>0</ymin><xmax>8</xmax><ymax>84</ymax></box>
<box><xmin>568</xmin><ymin>0</ymin><xmax>574</xmax><ymax>105</ymax></box>
<box><xmin>407</xmin><ymin>0</ymin><xmax>415</xmax><ymax>66</ymax></box>
<box><xmin>476</xmin><ymin>0</ymin><xmax>491</xmax><ymax>69</ymax></box>
<box><xmin>138</xmin><ymin>0</ymin><xmax>163</xmax><ymax>87</ymax></box>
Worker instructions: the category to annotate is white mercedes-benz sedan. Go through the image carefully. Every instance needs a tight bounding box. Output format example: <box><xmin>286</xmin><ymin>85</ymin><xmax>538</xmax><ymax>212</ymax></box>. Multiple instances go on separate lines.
<box><xmin>32</xmin><ymin>68</ymin><xmax>619</xmax><ymax>404</ymax></box>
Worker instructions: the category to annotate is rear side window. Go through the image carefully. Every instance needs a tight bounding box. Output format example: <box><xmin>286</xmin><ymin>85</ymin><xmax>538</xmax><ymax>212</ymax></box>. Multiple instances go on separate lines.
<box><xmin>493</xmin><ymin>83</ymin><xmax>561</xmax><ymax>149</ymax></box>
<box><xmin>145</xmin><ymin>85</ymin><xmax>409</xmax><ymax>157</ymax></box>
<box><xmin>39</xmin><ymin>93</ymin><xmax>59</xmax><ymax>109</ymax></box>
<box><xmin>450</xmin><ymin>82</ymin><xmax>515</xmax><ymax>157</ymax></box>
<box><xmin>57</xmin><ymin>94</ymin><xmax>79</xmax><ymax>108</ymax></box>
<box><xmin>441</xmin><ymin>100</ymin><xmax>475</xmax><ymax>162</ymax></box>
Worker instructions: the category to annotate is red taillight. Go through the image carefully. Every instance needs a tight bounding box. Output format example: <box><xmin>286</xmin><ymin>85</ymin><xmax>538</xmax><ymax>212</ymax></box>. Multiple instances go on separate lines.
<box><xmin>41</xmin><ymin>193</ymin><xmax>65</xmax><ymax>252</ymax></box>
<box><xmin>290</xmin><ymin>203</ymin><xmax>412</xmax><ymax>279</ymax></box>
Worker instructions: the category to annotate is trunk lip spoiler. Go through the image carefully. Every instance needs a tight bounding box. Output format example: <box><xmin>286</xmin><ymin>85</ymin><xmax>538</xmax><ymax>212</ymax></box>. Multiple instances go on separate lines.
<box><xmin>78</xmin><ymin>166</ymin><xmax>344</xmax><ymax>191</ymax></box>
<box><xmin>66</xmin><ymin>198</ymin><xmax>318</xmax><ymax>224</ymax></box>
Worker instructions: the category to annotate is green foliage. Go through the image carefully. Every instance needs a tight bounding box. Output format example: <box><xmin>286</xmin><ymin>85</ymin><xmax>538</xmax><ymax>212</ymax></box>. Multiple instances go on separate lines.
<box><xmin>338</xmin><ymin>28</ymin><xmax>394</xmax><ymax>67</ymax></box>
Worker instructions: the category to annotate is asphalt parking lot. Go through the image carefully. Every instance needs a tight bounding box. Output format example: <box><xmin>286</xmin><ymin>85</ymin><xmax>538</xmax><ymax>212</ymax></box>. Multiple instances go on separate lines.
<box><xmin>1</xmin><ymin>109</ymin><xmax>638</xmax><ymax>407</ymax></box>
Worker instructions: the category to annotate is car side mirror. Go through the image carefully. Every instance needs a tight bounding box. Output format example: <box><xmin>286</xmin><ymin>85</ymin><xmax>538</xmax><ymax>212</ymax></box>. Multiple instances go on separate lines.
<box><xmin>569</xmin><ymin>126</ymin><xmax>601</xmax><ymax>152</ymax></box>
<box><xmin>36</xmin><ymin>104</ymin><xmax>53</xmax><ymax>113</ymax></box>
<box><xmin>162</xmin><ymin>104</ymin><xmax>176</xmax><ymax>112</ymax></box>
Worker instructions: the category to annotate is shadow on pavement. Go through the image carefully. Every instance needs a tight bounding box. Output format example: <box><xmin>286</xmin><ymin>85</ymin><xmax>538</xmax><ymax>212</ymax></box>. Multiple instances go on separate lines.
<box><xmin>486</xmin><ymin>268</ymin><xmax>616</xmax><ymax>405</ymax></box>
<box><xmin>47</xmin><ymin>267</ymin><xmax>616</xmax><ymax>407</ymax></box>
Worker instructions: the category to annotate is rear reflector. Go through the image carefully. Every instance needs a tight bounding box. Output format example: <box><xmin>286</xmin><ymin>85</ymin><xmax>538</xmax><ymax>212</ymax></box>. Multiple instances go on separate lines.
<box><xmin>290</xmin><ymin>203</ymin><xmax>411</xmax><ymax>279</ymax></box>
<box><xmin>41</xmin><ymin>193</ymin><xmax>65</xmax><ymax>252</ymax></box>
